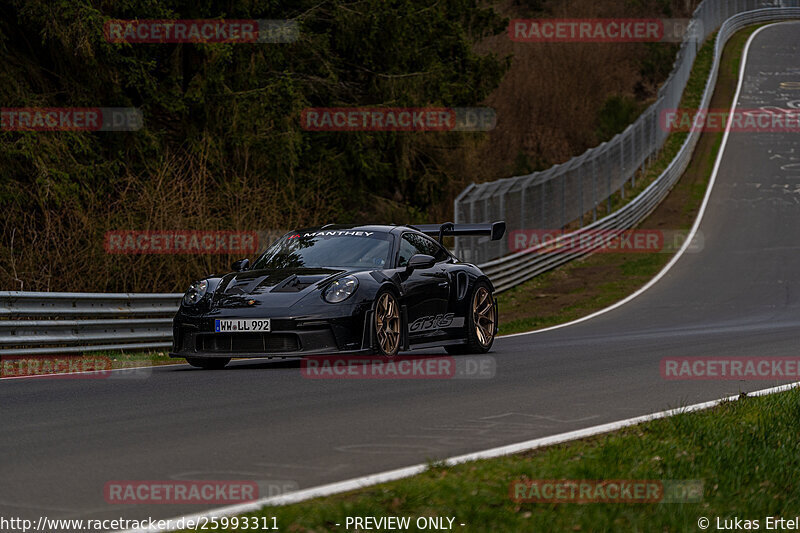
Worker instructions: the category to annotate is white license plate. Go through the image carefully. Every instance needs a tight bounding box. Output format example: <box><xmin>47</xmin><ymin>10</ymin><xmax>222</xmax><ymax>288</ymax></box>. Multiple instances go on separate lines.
<box><xmin>214</xmin><ymin>319</ymin><xmax>271</xmax><ymax>333</ymax></box>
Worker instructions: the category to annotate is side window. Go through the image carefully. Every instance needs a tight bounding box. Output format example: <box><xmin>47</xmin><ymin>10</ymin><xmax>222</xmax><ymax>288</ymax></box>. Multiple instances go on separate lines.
<box><xmin>398</xmin><ymin>234</ymin><xmax>425</xmax><ymax>267</ymax></box>
<box><xmin>427</xmin><ymin>239</ymin><xmax>451</xmax><ymax>263</ymax></box>
<box><xmin>397</xmin><ymin>233</ymin><xmax>451</xmax><ymax>267</ymax></box>
<box><xmin>415</xmin><ymin>234</ymin><xmax>450</xmax><ymax>262</ymax></box>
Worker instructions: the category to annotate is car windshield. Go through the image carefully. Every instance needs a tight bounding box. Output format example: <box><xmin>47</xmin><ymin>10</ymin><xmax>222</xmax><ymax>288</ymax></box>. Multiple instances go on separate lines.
<box><xmin>253</xmin><ymin>229</ymin><xmax>392</xmax><ymax>270</ymax></box>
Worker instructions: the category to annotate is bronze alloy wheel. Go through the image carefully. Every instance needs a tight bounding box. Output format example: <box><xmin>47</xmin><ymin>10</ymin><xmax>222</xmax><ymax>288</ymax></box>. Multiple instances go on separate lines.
<box><xmin>472</xmin><ymin>286</ymin><xmax>495</xmax><ymax>348</ymax></box>
<box><xmin>375</xmin><ymin>292</ymin><xmax>401</xmax><ymax>355</ymax></box>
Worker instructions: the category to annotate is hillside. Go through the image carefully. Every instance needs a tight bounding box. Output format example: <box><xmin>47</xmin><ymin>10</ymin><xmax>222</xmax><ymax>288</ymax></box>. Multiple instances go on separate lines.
<box><xmin>0</xmin><ymin>0</ymin><xmax>698</xmax><ymax>292</ymax></box>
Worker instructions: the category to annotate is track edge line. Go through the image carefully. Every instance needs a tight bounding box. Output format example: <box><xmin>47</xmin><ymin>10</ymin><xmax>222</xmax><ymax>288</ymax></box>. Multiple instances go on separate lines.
<box><xmin>122</xmin><ymin>380</ymin><xmax>799</xmax><ymax>533</ymax></box>
<box><xmin>499</xmin><ymin>22</ymin><xmax>776</xmax><ymax>339</ymax></box>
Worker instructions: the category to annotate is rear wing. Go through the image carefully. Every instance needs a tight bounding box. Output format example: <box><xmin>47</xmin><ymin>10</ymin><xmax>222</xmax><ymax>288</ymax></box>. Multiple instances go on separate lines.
<box><xmin>410</xmin><ymin>221</ymin><xmax>506</xmax><ymax>244</ymax></box>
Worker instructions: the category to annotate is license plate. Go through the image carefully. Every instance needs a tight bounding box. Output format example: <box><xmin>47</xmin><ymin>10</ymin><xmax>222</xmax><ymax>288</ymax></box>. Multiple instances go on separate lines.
<box><xmin>214</xmin><ymin>319</ymin><xmax>271</xmax><ymax>333</ymax></box>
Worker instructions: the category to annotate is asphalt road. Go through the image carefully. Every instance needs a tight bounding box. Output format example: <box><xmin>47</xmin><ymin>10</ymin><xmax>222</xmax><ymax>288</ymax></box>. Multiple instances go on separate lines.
<box><xmin>3</xmin><ymin>22</ymin><xmax>800</xmax><ymax>527</ymax></box>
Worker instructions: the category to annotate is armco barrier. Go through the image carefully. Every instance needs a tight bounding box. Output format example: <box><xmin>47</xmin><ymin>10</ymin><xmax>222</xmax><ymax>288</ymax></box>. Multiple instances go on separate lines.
<box><xmin>470</xmin><ymin>5</ymin><xmax>800</xmax><ymax>293</ymax></box>
<box><xmin>0</xmin><ymin>292</ymin><xmax>181</xmax><ymax>355</ymax></box>
<box><xmin>455</xmin><ymin>1</ymin><xmax>800</xmax><ymax>267</ymax></box>
<box><xmin>2</xmin><ymin>5</ymin><xmax>800</xmax><ymax>355</ymax></box>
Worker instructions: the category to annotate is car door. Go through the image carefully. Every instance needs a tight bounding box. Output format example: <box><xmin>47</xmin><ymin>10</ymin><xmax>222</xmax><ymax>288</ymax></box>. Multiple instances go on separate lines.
<box><xmin>396</xmin><ymin>232</ymin><xmax>451</xmax><ymax>341</ymax></box>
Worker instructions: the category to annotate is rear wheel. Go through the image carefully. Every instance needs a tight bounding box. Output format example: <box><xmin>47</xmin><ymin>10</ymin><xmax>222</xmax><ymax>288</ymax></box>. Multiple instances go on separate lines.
<box><xmin>445</xmin><ymin>281</ymin><xmax>496</xmax><ymax>354</ymax></box>
<box><xmin>374</xmin><ymin>291</ymin><xmax>401</xmax><ymax>356</ymax></box>
<box><xmin>186</xmin><ymin>357</ymin><xmax>230</xmax><ymax>370</ymax></box>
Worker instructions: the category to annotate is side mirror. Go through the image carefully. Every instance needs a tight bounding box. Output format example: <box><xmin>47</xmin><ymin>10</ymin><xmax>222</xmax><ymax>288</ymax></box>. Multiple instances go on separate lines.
<box><xmin>406</xmin><ymin>254</ymin><xmax>436</xmax><ymax>271</ymax></box>
<box><xmin>232</xmin><ymin>258</ymin><xmax>250</xmax><ymax>272</ymax></box>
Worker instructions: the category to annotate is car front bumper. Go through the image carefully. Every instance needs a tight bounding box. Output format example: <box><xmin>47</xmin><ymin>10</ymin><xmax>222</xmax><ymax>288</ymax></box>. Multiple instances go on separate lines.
<box><xmin>169</xmin><ymin>312</ymin><xmax>372</xmax><ymax>359</ymax></box>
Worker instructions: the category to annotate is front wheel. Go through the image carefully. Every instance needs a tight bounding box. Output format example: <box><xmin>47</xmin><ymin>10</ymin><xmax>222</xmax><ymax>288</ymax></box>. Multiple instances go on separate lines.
<box><xmin>186</xmin><ymin>357</ymin><xmax>230</xmax><ymax>370</ymax></box>
<box><xmin>446</xmin><ymin>281</ymin><xmax>496</xmax><ymax>355</ymax></box>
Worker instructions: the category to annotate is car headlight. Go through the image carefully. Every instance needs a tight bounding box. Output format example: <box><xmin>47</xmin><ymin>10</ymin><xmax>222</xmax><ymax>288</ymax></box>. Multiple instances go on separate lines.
<box><xmin>323</xmin><ymin>276</ymin><xmax>358</xmax><ymax>303</ymax></box>
<box><xmin>183</xmin><ymin>280</ymin><xmax>208</xmax><ymax>305</ymax></box>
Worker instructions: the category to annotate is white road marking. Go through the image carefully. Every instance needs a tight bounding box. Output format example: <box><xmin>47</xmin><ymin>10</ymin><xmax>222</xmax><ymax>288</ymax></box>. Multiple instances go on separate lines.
<box><xmin>119</xmin><ymin>23</ymin><xmax>800</xmax><ymax>533</ymax></box>
<box><xmin>500</xmin><ymin>23</ymin><xmax>777</xmax><ymax>339</ymax></box>
<box><xmin>121</xmin><ymin>381</ymin><xmax>799</xmax><ymax>533</ymax></box>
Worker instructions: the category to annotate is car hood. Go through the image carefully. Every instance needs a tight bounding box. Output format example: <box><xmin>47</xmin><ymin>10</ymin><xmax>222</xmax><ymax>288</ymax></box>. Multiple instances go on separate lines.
<box><xmin>210</xmin><ymin>267</ymin><xmax>346</xmax><ymax>310</ymax></box>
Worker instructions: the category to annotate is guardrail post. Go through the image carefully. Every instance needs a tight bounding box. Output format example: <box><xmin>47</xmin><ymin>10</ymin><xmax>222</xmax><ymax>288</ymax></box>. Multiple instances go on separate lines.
<box><xmin>650</xmin><ymin>109</ymin><xmax>656</xmax><ymax>164</ymax></box>
<box><xmin>638</xmin><ymin>116</ymin><xmax>645</xmax><ymax>185</ymax></box>
<box><xmin>592</xmin><ymin>157</ymin><xmax>598</xmax><ymax>222</ymax></box>
<box><xmin>578</xmin><ymin>166</ymin><xmax>584</xmax><ymax>228</ymax></box>
<box><xmin>620</xmin><ymin>136</ymin><xmax>625</xmax><ymax>199</ymax></box>
<box><xmin>469</xmin><ymin>198</ymin><xmax>477</xmax><ymax>263</ymax></box>
<box><xmin>607</xmin><ymin>157</ymin><xmax>612</xmax><ymax>213</ymax></box>
<box><xmin>498</xmin><ymin>193</ymin><xmax>506</xmax><ymax>257</ymax></box>
<box><xmin>541</xmin><ymin>180</ymin><xmax>546</xmax><ymax>231</ymax></box>
<box><xmin>469</xmin><ymin>5</ymin><xmax>800</xmax><ymax>292</ymax></box>
<box><xmin>561</xmin><ymin>174</ymin><xmax>566</xmax><ymax>229</ymax></box>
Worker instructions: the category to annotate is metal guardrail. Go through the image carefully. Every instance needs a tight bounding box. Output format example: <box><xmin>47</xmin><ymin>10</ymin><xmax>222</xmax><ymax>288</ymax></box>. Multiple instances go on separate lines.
<box><xmin>0</xmin><ymin>292</ymin><xmax>181</xmax><ymax>355</ymax></box>
<box><xmin>476</xmin><ymin>5</ymin><xmax>800</xmax><ymax>293</ymax></box>
<box><xmin>456</xmin><ymin>0</ymin><xmax>800</xmax><ymax>265</ymax></box>
<box><xmin>2</xmin><ymin>5</ymin><xmax>799</xmax><ymax>355</ymax></box>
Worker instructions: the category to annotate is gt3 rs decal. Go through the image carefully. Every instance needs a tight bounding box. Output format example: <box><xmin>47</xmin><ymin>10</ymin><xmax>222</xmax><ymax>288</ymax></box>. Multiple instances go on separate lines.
<box><xmin>409</xmin><ymin>313</ymin><xmax>463</xmax><ymax>332</ymax></box>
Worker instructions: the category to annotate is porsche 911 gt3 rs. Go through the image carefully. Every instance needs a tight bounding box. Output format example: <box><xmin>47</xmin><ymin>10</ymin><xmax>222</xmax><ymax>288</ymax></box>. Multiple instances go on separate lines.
<box><xmin>170</xmin><ymin>221</ymin><xmax>504</xmax><ymax>369</ymax></box>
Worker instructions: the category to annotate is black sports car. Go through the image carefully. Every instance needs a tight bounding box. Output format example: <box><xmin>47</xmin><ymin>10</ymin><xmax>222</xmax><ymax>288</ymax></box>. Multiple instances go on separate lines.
<box><xmin>170</xmin><ymin>222</ymin><xmax>505</xmax><ymax>369</ymax></box>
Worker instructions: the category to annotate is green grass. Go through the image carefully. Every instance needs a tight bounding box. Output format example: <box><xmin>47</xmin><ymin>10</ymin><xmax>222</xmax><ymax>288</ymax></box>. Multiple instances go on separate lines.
<box><xmin>177</xmin><ymin>25</ymin><xmax>798</xmax><ymax>533</ymax></box>
<box><xmin>572</xmin><ymin>30</ymin><xmax>716</xmax><ymax>226</ymax></box>
<box><xmin>497</xmin><ymin>25</ymin><xmax>762</xmax><ymax>337</ymax></box>
<box><xmin>180</xmin><ymin>387</ymin><xmax>800</xmax><ymax>532</ymax></box>
<box><xmin>0</xmin><ymin>350</ymin><xmax>175</xmax><ymax>377</ymax></box>
<box><xmin>96</xmin><ymin>349</ymin><xmax>175</xmax><ymax>368</ymax></box>
<box><xmin>175</xmin><ymin>23</ymin><xmax>778</xmax><ymax>531</ymax></box>
<box><xmin>498</xmin><ymin>252</ymin><xmax>670</xmax><ymax>335</ymax></box>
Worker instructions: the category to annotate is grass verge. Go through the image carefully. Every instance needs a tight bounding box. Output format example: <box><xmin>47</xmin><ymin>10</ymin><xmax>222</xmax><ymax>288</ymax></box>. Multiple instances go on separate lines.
<box><xmin>7</xmin><ymin>29</ymin><xmax>757</xmax><ymax>369</ymax></box>
<box><xmin>170</xmin><ymin>23</ymin><xmax>786</xmax><ymax>533</ymax></box>
<box><xmin>498</xmin><ymin>25</ymin><xmax>759</xmax><ymax>335</ymax></box>
<box><xmin>8</xmin><ymin>28</ymin><xmax>758</xmax><ymax>367</ymax></box>
<box><xmin>93</xmin><ymin>350</ymin><xmax>174</xmax><ymax>367</ymax></box>
<box><xmin>0</xmin><ymin>350</ymin><xmax>175</xmax><ymax>378</ymax></box>
<box><xmin>184</xmin><ymin>386</ymin><xmax>800</xmax><ymax>532</ymax></box>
